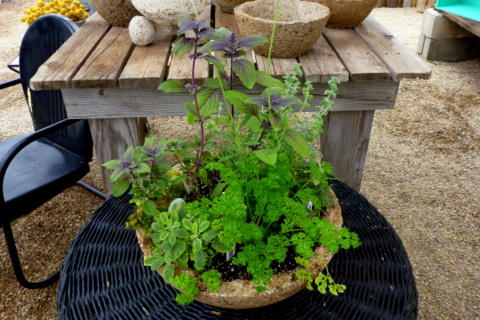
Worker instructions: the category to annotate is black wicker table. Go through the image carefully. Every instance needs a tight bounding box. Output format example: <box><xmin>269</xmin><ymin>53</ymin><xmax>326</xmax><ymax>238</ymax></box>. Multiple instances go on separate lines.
<box><xmin>57</xmin><ymin>180</ymin><xmax>417</xmax><ymax>320</ymax></box>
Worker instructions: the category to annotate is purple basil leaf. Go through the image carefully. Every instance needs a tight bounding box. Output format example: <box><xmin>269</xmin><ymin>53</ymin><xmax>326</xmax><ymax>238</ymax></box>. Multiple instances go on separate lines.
<box><xmin>238</xmin><ymin>35</ymin><xmax>268</xmax><ymax>48</ymax></box>
<box><xmin>209</xmin><ymin>40</ymin><xmax>228</xmax><ymax>52</ymax></box>
<box><xmin>245</xmin><ymin>97</ymin><xmax>268</xmax><ymax>106</ymax></box>
<box><xmin>277</xmin><ymin>97</ymin><xmax>300</xmax><ymax>107</ymax></box>
<box><xmin>197</xmin><ymin>19</ymin><xmax>210</xmax><ymax>29</ymax></box>
<box><xmin>177</xmin><ymin>18</ymin><xmax>198</xmax><ymax>35</ymax></box>
<box><xmin>234</xmin><ymin>50</ymin><xmax>247</xmax><ymax>58</ymax></box>
<box><xmin>197</xmin><ymin>27</ymin><xmax>217</xmax><ymax>39</ymax></box>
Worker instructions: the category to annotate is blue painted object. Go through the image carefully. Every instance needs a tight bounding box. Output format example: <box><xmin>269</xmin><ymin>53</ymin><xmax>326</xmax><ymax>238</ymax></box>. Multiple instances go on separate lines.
<box><xmin>436</xmin><ymin>0</ymin><xmax>480</xmax><ymax>22</ymax></box>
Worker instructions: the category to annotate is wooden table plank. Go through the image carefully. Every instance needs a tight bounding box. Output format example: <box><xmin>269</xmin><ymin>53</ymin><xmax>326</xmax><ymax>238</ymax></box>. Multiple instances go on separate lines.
<box><xmin>298</xmin><ymin>36</ymin><xmax>349</xmax><ymax>83</ymax></box>
<box><xmin>323</xmin><ymin>28</ymin><xmax>390</xmax><ymax>81</ymax></box>
<box><xmin>30</xmin><ymin>13</ymin><xmax>110</xmax><ymax>90</ymax></box>
<box><xmin>355</xmin><ymin>16</ymin><xmax>431</xmax><ymax>81</ymax></box>
<box><xmin>119</xmin><ymin>28</ymin><xmax>173</xmax><ymax>88</ymax></box>
<box><xmin>168</xmin><ymin>49</ymin><xmax>210</xmax><ymax>82</ymax></box>
<box><xmin>255</xmin><ymin>54</ymin><xmax>299</xmax><ymax>80</ymax></box>
<box><xmin>73</xmin><ymin>26</ymin><xmax>134</xmax><ymax>88</ymax></box>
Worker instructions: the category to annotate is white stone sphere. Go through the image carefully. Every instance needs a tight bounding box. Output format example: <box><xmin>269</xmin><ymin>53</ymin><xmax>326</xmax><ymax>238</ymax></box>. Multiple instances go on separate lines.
<box><xmin>131</xmin><ymin>0</ymin><xmax>209</xmax><ymax>27</ymax></box>
<box><xmin>129</xmin><ymin>16</ymin><xmax>157</xmax><ymax>47</ymax></box>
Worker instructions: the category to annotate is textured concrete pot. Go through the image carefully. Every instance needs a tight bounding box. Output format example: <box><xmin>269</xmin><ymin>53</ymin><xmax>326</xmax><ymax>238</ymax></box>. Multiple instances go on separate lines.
<box><xmin>136</xmin><ymin>191</ymin><xmax>342</xmax><ymax>309</ymax></box>
<box><xmin>91</xmin><ymin>0</ymin><xmax>140</xmax><ymax>27</ymax></box>
<box><xmin>234</xmin><ymin>0</ymin><xmax>330</xmax><ymax>58</ymax></box>
<box><xmin>131</xmin><ymin>0</ymin><xmax>209</xmax><ymax>28</ymax></box>
<box><xmin>213</xmin><ymin>0</ymin><xmax>253</xmax><ymax>13</ymax></box>
<box><xmin>306</xmin><ymin>0</ymin><xmax>377</xmax><ymax>28</ymax></box>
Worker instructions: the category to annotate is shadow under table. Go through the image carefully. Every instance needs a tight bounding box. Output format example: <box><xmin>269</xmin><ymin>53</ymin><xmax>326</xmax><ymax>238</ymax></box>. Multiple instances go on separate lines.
<box><xmin>57</xmin><ymin>179</ymin><xmax>417</xmax><ymax>320</ymax></box>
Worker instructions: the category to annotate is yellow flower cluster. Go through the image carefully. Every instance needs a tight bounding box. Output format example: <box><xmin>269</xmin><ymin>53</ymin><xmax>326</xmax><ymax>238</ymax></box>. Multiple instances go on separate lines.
<box><xmin>21</xmin><ymin>0</ymin><xmax>88</xmax><ymax>25</ymax></box>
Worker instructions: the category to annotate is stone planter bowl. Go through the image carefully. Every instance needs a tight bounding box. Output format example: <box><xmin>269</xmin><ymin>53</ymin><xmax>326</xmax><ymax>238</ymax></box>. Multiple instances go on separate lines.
<box><xmin>234</xmin><ymin>0</ymin><xmax>330</xmax><ymax>58</ymax></box>
<box><xmin>131</xmin><ymin>0</ymin><xmax>209</xmax><ymax>28</ymax></box>
<box><xmin>91</xmin><ymin>0</ymin><xmax>140</xmax><ymax>27</ymax></box>
<box><xmin>136</xmin><ymin>190</ymin><xmax>342</xmax><ymax>309</ymax></box>
<box><xmin>306</xmin><ymin>0</ymin><xmax>377</xmax><ymax>28</ymax></box>
<box><xmin>213</xmin><ymin>0</ymin><xmax>253</xmax><ymax>13</ymax></box>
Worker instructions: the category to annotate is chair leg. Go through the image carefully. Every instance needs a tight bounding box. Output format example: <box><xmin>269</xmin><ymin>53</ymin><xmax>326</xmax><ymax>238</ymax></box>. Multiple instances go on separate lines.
<box><xmin>1</xmin><ymin>219</ymin><xmax>59</xmax><ymax>289</ymax></box>
<box><xmin>76</xmin><ymin>180</ymin><xmax>107</xmax><ymax>200</ymax></box>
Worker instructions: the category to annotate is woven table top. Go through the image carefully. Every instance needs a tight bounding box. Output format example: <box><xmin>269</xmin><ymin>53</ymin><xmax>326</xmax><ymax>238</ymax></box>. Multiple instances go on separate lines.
<box><xmin>57</xmin><ymin>179</ymin><xmax>417</xmax><ymax>320</ymax></box>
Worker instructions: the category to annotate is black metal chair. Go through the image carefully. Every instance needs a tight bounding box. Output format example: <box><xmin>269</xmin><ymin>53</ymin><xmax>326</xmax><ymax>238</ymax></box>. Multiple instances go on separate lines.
<box><xmin>0</xmin><ymin>14</ymin><xmax>105</xmax><ymax>289</ymax></box>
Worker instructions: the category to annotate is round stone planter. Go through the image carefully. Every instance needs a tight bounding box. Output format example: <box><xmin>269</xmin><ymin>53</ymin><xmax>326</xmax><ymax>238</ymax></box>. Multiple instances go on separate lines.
<box><xmin>91</xmin><ymin>0</ymin><xmax>140</xmax><ymax>27</ymax></box>
<box><xmin>131</xmin><ymin>0</ymin><xmax>209</xmax><ymax>28</ymax></box>
<box><xmin>136</xmin><ymin>191</ymin><xmax>342</xmax><ymax>309</ymax></box>
<box><xmin>306</xmin><ymin>0</ymin><xmax>377</xmax><ymax>28</ymax></box>
<box><xmin>234</xmin><ymin>0</ymin><xmax>330</xmax><ymax>58</ymax></box>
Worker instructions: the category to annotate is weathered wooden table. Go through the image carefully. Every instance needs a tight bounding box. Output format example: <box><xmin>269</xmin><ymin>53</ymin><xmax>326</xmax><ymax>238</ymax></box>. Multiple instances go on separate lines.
<box><xmin>30</xmin><ymin>7</ymin><xmax>431</xmax><ymax>195</ymax></box>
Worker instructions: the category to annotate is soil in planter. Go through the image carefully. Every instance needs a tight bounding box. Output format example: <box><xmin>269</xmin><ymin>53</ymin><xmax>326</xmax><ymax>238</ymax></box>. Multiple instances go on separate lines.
<box><xmin>206</xmin><ymin>245</ymin><xmax>299</xmax><ymax>282</ymax></box>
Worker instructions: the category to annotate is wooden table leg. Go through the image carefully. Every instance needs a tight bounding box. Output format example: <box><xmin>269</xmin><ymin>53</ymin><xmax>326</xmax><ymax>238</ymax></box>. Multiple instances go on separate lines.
<box><xmin>320</xmin><ymin>110</ymin><xmax>375</xmax><ymax>192</ymax></box>
<box><xmin>88</xmin><ymin>118</ymin><xmax>147</xmax><ymax>196</ymax></box>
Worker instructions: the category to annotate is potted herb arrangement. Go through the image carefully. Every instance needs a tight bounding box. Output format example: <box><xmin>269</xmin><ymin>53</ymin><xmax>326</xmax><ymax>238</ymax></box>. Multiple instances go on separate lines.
<box><xmin>103</xmin><ymin>0</ymin><xmax>360</xmax><ymax>309</ymax></box>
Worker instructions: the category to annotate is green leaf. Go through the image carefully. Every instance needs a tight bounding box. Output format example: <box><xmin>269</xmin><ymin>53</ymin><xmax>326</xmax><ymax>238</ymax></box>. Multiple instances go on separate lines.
<box><xmin>112</xmin><ymin>179</ymin><xmax>130</xmax><ymax>197</ymax></box>
<box><xmin>210</xmin><ymin>183</ymin><xmax>227</xmax><ymax>198</ymax></box>
<box><xmin>102</xmin><ymin>159</ymin><xmax>121</xmax><ymax>170</ymax></box>
<box><xmin>184</xmin><ymin>101</ymin><xmax>197</xmax><ymax>115</ymax></box>
<box><xmin>223</xmin><ymin>90</ymin><xmax>259</xmax><ymax>116</ymax></box>
<box><xmin>256</xmin><ymin>71</ymin><xmax>284</xmax><ymax>89</ymax></box>
<box><xmin>192</xmin><ymin>239</ymin><xmax>202</xmax><ymax>252</ymax></box>
<box><xmin>194</xmin><ymin>250</ymin><xmax>205</xmax><ymax>270</ymax></box>
<box><xmin>232</xmin><ymin>59</ymin><xmax>256</xmax><ymax>89</ymax></box>
<box><xmin>172</xmin><ymin>37</ymin><xmax>195</xmax><ymax>56</ymax></box>
<box><xmin>202</xmin><ymin>229</ymin><xmax>219</xmax><ymax>242</ymax></box>
<box><xmin>203</xmin><ymin>55</ymin><xmax>225</xmax><ymax>72</ymax></box>
<box><xmin>269</xmin><ymin>112</ymin><xmax>285</xmax><ymax>131</ymax></box>
<box><xmin>199</xmin><ymin>220</ymin><xmax>210</xmax><ymax>233</ymax></box>
<box><xmin>246</xmin><ymin>116</ymin><xmax>262</xmax><ymax>133</ymax></box>
<box><xmin>163</xmin><ymin>263</ymin><xmax>175</xmax><ymax>283</ymax></box>
<box><xmin>172</xmin><ymin>228</ymin><xmax>189</xmax><ymax>238</ymax></box>
<box><xmin>283</xmin><ymin>128</ymin><xmax>310</xmax><ymax>158</ymax></box>
<box><xmin>212</xmin><ymin>239</ymin><xmax>235</xmax><ymax>253</ymax></box>
<box><xmin>197</xmin><ymin>89</ymin><xmax>220</xmax><ymax>117</ymax></box>
<box><xmin>151</xmin><ymin>222</ymin><xmax>164</xmax><ymax>232</ymax></box>
<box><xmin>224</xmin><ymin>90</ymin><xmax>250</xmax><ymax>107</ymax></box>
<box><xmin>203</xmin><ymin>77</ymin><xmax>222</xmax><ymax>89</ymax></box>
<box><xmin>187</xmin><ymin>111</ymin><xmax>198</xmax><ymax>124</ymax></box>
<box><xmin>254</xmin><ymin>149</ymin><xmax>278</xmax><ymax>166</ymax></box>
<box><xmin>169</xmin><ymin>233</ymin><xmax>176</xmax><ymax>245</ymax></box>
<box><xmin>158</xmin><ymin>80</ymin><xmax>185</xmax><ymax>93</ymax></box>
<box><xmin>144</xmin><ymin>256</ymin><xmax>158</xmax><ymax>266</ymax></box>
<box><xmin>159</xmin><ymin>212</ymin><xmax>169</xmax><ymax>225</ymax></box>
<box><xmin>172</xmin><ymin>241</ymin><xmax>187</xmax><ymax>260</ymax></box>
<box><xmin>170</xmin><ymin>174</ymin><xmax>187</xmax><ymax>184</ymax></box>
<box><xmin>182</xmin><ymin>218</ymin><xmax>193</xmax><ymax>231</ymax></box>
<box><xmin>134</xmin><ymin>162</ymin><xmax>151</xmax><ymax>174</ymax></box>
<box><xmin>142</xmin><ymin>200</ymin><xmax>157</xmax><ymax>216</ymax></box>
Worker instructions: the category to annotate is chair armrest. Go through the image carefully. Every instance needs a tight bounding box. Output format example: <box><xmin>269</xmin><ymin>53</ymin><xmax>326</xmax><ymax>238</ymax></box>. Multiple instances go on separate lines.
<box><xmin>0</xmin><ymin>78</ymin><xmax>21</xmax><ymax>90</ymax></box>
<box><xmin>0</xmin><ymin>118</ymin><xmax>81</xmax><ymax>203</ymax></box>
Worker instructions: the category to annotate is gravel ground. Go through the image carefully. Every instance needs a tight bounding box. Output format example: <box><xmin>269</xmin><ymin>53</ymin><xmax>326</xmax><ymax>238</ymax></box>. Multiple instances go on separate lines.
<box><xmin>1</xmin><ymin>2</ymin><xmax>479</xmax><ymax>319</ymax></box>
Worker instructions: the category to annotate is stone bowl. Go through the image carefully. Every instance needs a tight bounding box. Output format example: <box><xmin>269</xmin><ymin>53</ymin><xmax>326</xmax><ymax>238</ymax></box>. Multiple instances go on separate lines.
<box><xmin>234</xmin><ymin>0</ymin><xmax>330</xmax><ymax>58</ymax></box>
<box><xmin>131</xmin><ymin>0</ymin><xmax>209</xmax><ymax>28</ymax></box>
<box><xmin>213</xmin><ymin>0</ymin><xmax>253</xmax><ymax>13</ymax></box>
<box><xmin>306</xmin><ymin>0</ymin><xmax>377</xmax><ymax>28</ymax></box>
<box><xmin>91</xmin><ymin>0</ymin><xmax>140</xmax><ymax>27</ymax></box>
<box><xmin>136</xmin><ymin>190</ymin><xmax>342</xmax><ymax>309</ymax></box>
